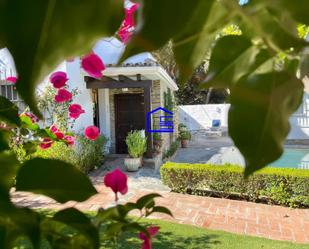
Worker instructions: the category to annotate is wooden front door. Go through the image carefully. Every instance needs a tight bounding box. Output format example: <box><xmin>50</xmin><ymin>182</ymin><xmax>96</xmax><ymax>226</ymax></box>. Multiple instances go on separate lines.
<box><xmin>115</xmin><ymin>94</ymin><xmax>145</xmax><ymax>153</ymax></box>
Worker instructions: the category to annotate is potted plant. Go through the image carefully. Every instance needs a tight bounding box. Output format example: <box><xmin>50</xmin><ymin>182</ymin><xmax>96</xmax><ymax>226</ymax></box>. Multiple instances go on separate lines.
<box><xmin>178</xmin><ymin>124</ymin><xmax>191</xmax><ymax>148</ymax></box>
<box><xmin>124</xmin><ymin>130</ymin><xmax>147</xmax><ymax>171</ymax></box>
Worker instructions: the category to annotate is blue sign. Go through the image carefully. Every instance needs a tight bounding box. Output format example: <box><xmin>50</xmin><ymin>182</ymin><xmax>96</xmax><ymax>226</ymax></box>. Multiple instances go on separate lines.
<box><xmin>146</xmin><ymin>107</ymin><xmax>174</xmax><ymax>133</ymax></box>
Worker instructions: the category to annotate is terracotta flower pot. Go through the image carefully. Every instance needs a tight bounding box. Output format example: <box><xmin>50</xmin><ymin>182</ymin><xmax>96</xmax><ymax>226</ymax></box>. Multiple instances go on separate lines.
<box><xmin>181</xmin><ymin>139</ymin><xmax>189</xmax><ymax>148</ymax></box>
<box><xmin>124</xmin><ymin>157</ymin><xmax>142</xmax><ymax>172</ymax></box>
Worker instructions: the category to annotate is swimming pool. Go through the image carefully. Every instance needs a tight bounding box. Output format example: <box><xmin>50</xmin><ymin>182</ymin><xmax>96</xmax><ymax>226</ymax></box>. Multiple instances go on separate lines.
<box><xmin>269</xmin><ymin>148</ymin><xmax>309</xmax><ymax>169</ymax></box>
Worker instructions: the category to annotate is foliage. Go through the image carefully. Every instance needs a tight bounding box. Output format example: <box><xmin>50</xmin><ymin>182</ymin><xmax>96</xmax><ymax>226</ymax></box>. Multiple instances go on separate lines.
<box><xmin>178</xmin><ymin>123</ymin><xmax>191</xmax><ymax>140</ymax></box>
<box><xmin>163</xmin><ymin>88</ymin><xmax>175</xmax><ymax>112</ymax></box>
<box><xmin>160</xmin><ymin>162</ymin><xmax>309</xmax><ymax>208</ymax></box>
<box><xmin>75</xmin><ymin>134</ymin><xmax>107</xmax><ymax>173</ymax></box>
<box><xmin>32</xmin><ymin>134</ymin><xmax>107</xmax><ymax>173</ymax></box>
<box><xmin>163</xmin><ymin>140</ymin><xmax>179</xmax><ymax>159</ymax></box>
<box><xmin>125</xmin><ymin>130</ymin><xmax>147</xmax><ymax>158</ymax></box>
<box><xmin>37</xmin><ymin>85</ymin><xmax>80</xmax><ymax>132</ymax></box>
<box><xmin>33</xmin><ymin>141</ymin><xmax>79</xmax><ymax>166</ymax></box>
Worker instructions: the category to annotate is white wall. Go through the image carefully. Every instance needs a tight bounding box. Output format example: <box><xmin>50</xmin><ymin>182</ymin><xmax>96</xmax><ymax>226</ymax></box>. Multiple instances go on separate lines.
<box><xmin>179</xmin><ymin>100</ymin><xmax>309</xmax><ymax>140</ymax></box>
<box><xmin>98</xmin><ymin>89</ymin><xmax>111</xmax><ymax>152</ymax></box>
<box><xmin>287</xmin><ymin>93</ymin><xmax>309</xmax><ymax>139</ymax></box>
<box><xmin>66</xmin><ymin>58</ymin><xmax>94</xmax><ymax>133</ymax></box>
<box><xmin>179</xmin><ymin>104</ymin><xmax>230</xmax><ymax>131</ymax></box>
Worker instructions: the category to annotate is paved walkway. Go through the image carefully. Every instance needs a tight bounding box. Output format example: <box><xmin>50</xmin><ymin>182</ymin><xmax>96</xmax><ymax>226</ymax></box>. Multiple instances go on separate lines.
<box><xmin>11</xmin><ymin>155</ymin><xmax>309</xmax><ymax>244</ymax></box>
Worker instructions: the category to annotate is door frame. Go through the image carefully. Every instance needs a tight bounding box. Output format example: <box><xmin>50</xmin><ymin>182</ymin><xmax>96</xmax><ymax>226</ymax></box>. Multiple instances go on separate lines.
<box><xmin>114</xmin><ymin>93</ymin><xmax>145</xmax><ymax>154</ymax></box>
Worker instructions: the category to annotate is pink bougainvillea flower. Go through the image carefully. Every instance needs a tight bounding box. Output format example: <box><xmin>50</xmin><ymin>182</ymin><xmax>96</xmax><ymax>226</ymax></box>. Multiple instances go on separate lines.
<box><xmin>81</xmin><ymin>53</ymin><xmax>105</xmax><ymax>79</ymax></box>
<box><xmin>49</xmin><ymin>124</ymin><xmax>64</xmax><ymax>139</ymax></box>
<box><xmin>118</xmin><ymin>2</ymin><xmax>139</xmax><ymax>44</ymax></box>
<box><xmin>64</xmin><ymin>135</ymin><xmax>75</xmax><ymax>146</ymax></box>
<box><xmin>50</xmin><ymin>124</ymin><xmax>58</xmax><ymax>133</ymax></box>
<box><xmin>104</xmin><ymin>168</ymin><xmax>128</xmax><ymax>201</ymax></box>
<box><xmin>39</xmin><ymin>138</ymin><xmax>53</xmax><ymax>149</ymax></box>
<box><xmin>69</xmin><ymin>104</ymin><xmax>85</xmax><ymax>119</ymax></box>
<box><xmin>84</xmin><ymin>125</ymin><xmax>100</xmax><ymax>140</ymax></box>
<box><xmin>54</xmin><ymin>89</ymin><xmax>72</xmax><ymax>103</ymax></box>
<box><xmin>50</xmin><ymin>71</ymin><xmax>68</xmax><ymax>88</ymax></box>
<box><xmin>6</xmin><ymin>76</ymin><xmax>17</xmax><ymax>83</ymax></box>
<box><xmin>138</xmin><ymin>226</ymin><xmax>160</xmax><ymax>249</ymax></box>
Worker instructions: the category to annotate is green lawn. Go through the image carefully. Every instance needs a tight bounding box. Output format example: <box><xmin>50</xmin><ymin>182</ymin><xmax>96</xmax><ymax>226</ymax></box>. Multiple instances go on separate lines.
<box><xmin>101</xmin><ymin>218</ymin><xmax>308</xmax><ymax>249</ymax></box>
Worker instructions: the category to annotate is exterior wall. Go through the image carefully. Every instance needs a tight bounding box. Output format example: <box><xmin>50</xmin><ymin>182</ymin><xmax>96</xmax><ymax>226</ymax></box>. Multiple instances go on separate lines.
<box><xmin>287</xmin><ymin>93</ymin><xmax>309</xmax><ymax>140</ymax></box>
<box><xmin>179</xmin><ymin>99</ymin><xmax>309</xmax><ymax>141</ymax></box>
<box><xmin>179</xmin><ymin>104</ymin><xmax>230</xmax><ymax>132</ymax></box>
<box><xmin>98</xmin><ymin>89</ymin><xmax>111</xmax><ymax>152</ymax></box>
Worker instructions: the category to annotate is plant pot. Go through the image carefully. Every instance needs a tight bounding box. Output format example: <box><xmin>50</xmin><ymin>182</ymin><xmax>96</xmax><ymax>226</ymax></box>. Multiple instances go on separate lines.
<box><xmin>181</xmin><ymin>139</ymin><xmax>189</xmax><ymax>148</ymax></box>
<box><xmin>124</xmin><ymin>157</ymin><xmax>142</xmax><ymax>172</ymax></box>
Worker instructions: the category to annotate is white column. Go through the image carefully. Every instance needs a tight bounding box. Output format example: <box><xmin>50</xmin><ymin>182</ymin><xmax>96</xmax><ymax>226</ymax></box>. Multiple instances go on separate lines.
<box><xmin>98</xmin><ymin>89</ymin><xmax>111</xmax><ymax>152</ymax></box>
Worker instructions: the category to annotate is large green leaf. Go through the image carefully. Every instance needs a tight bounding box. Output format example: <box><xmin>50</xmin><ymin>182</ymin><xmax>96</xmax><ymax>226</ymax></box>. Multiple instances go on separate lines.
<box><xmin>0</xmin><ymin>152</ymin><xmax>19</xmax><ymax>198</ymax></box>
<box><xmin>53</xmin><ymin>208</ymin><xmax>99</xmax><ymax>249</ymax></box>
<box><xmin>228</xmin><ymin>72</ymin><xmax>304</xmax><ymax>176</ymax></box>
<box><xmin>0</xmin><ymin>96</ymin><xmax>20</xmax><ymax>126</ymax></box>
<box><xmin>0</xmin><ymin>131</ymin><xmax>10</xmax><ymax>153</ymax></box>
<box><xmin>0</xmin><ymin>0</ymin><xmax>123</xmax><ymax>117</ymax></box>
<box><xmin>201</xmin><ymin>35</ymin><xmax>271</xmax><ymax>88</ymax></box>
<box><xmin>15</xmin><ymin>158</ymin><xmax>97</xmax><ymax>203</ymax></box>
<box><xmin>123</xmin><ymin>1</ymin><xmax>213</xmax><ymax>61</ymax></box>
<box><xmin>172</xmin><ymin>0</ymin><xmax>228</xmax><ymax>82</ymax></box>
<box><xmin>0</xmin><ymin>198</ymin><xmax>41</xmax><ymax>249</ymax></box>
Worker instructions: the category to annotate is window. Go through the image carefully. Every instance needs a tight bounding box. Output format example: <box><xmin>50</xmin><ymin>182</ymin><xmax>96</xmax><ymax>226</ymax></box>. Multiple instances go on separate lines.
<box><xmin>0</xmin><ymin>80</ymin><xmax>26</xmax><ymax>111</ymax></box>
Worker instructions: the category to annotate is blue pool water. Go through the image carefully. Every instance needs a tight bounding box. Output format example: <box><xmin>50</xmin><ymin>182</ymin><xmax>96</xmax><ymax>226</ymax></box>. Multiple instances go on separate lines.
<box><xmin>269</xmin><ymin>148</ymin><xmax>309</xmax><ymax>169</ymax></box>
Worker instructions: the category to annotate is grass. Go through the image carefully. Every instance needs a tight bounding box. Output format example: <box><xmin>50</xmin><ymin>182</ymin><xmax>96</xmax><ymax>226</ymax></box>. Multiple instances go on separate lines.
<box><xmin>101</xmin><ymin>218</ymin><xmax>308</xmax><ymax>249</ymax></box>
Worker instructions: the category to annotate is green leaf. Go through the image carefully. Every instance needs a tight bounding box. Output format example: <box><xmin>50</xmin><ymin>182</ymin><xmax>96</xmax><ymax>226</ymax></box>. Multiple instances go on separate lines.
<box><xmin>123</xmin><ymin>0</ymin><xmax>211</xmax><ymax>60</ymax></box>
<box><xmin>299</xmin><ymin>48</ymin><xmax>309</xmax><ymax>78</ymax></box>
<box><xmin>136</xmin><ymin>193</ymin><xmax>161</xmax><ymax>210</ymax></box>
<box><xmin>201</xmin><ymin>36</ymin><xmax>272</xmax><ymax>88</ymax></box>
<box><xmin>228</xmin><ymin>72</ymin><xmax>304</xmax><ymax>176</ymax></box>
<box><xmin>0</xmin><ymin>131</ymin><xmax>10</xmax><ymax>152</ymax></box>
<box><xmin>0</xmin><ymin>198</ymin><xmax>41</xmax><ymax>249</ymax></box>
<box><xmin>15</xmin><ymin>158</ymin><xmax>97</xmax><ymax>203</ymax></box>
<box><xmin>173</xmin><ymin>0</ymin><xmax>228</xmax><ymax>82</ymax></box>
<box><xmin>23</xmin><ymin>141</ymin><xmax>39</xmax><ymax>155</ymax></box>
<box><xmin>0</xmin><ymin>152</ymin><xmax>19</xmax><ymax>198</ymax></box>
<box><xmin>20</xmin><ymin>115</ymin><xmax>39</xmax><ymax>131</ymax></box>
<box><xmin>0</xmin><ymin>96</ymin><xmax>20</xmax><ymax>126</ymax></box>
<box><xmin>0</xmin><ymin>0</ymin><xmax>123</xmax><ymax>117</ymax></box>
<box><xmin>151</xmin><ymin>206</ymin><xmax>173</xmax><ymax>217</ymax></box>
<box><xmin>53</xmin><ymin>208</ymin><xmax>99</xmax><ymax>249</ymax></box>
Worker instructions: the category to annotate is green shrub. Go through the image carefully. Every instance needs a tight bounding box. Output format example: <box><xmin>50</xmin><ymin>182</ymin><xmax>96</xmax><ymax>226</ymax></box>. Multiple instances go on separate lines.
<box><xmin>163</xmin><ymin>139</ymin><xmax>179</xmax><ymax>159</ymax></box>
<box><xmin>31</xmin><ymin>134</ymin><xmax>107</xmax><ymax>173</ymax></box>
<box><xmin>125</xmin><ymin>130</ymin><xmax>146</xmax><ymax>158</ymax></box>
<box><xmin>75</xmin><ymin>134</ymin><xmax>107</xmax><ymax>173</ymax></box>
<box><xmin>160</xmin><ymin>162</ymin><xmax>309</xmax><ymax>208</ymax></box>
<box><xmin>33</xmin><ymin>141</ymin><xmax>79</xmax><ymax>166</ymax></box>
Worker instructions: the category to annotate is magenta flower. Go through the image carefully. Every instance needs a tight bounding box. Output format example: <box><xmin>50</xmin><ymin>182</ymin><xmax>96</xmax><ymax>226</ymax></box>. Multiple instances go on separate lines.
<box><xmin>104</xmin><ymin>168</ymin><xmax>128</xmax><ymax>201</ymax></box>
<box><xmin>50</xmin><ymin>71</ymin><xmax>68</xmax><ymax>88</ymax></box>
<box><xmin>84</xmin><ymin>125</ymin><xmax>100</xmax><ymax>140</ymax></box>
<box><xmin>39</xmin><ymin>138</ymin><xmax>53</xmax><ymax>149</ymax></box>
<box><xmin>49</xmin><ymin>124</ymin><xmax>64</xmax><ymax>139</ymax></box>
<box><xmin>81</xmin><ymin>53</ymin><xmax>105</xmax><ymax>79</ymax></box>
<box><xmin>54</xmin><ymin>89</ymin><xmax>72</xmax><ymax>103</ymax></box>
<box><xmin>6</xmin><ymin>76</ymin><xmax>17</xmax><ymax>83</ymax></box>
<box><xmin>138</xmin><ymin>226</ymin><xmax>160</xmax><ymax>249</ymax></box>
<box><xmin>64</xmin><ymin>135</ymin><xmax>75</xmax><ymax>146</ymax></box>
<box><xmin>69</xmin><ymin>104</ymin><xmax>85</xmax><ymax>119</ymax></box>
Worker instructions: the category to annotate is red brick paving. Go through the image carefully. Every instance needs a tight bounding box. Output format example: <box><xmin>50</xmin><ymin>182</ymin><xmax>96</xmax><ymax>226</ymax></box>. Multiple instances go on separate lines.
<box><xmin>11</xmin><ymin>185</ymin><xmax>309</xmax><ymax>244</ymax></box>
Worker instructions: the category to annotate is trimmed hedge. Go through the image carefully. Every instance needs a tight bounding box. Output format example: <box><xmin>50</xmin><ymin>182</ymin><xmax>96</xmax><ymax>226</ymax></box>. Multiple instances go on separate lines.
<box><xmin>160</xmin><ymin>162</ymin><xmax>309</xmax><ymax>208</ymax></box>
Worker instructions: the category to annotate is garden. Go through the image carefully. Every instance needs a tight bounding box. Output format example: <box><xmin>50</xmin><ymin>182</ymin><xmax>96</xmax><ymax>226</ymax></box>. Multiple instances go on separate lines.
<box><xmin>1</xmin><ymin>0</ymin><xmax>309</xmax><ymax>248</ymax></box>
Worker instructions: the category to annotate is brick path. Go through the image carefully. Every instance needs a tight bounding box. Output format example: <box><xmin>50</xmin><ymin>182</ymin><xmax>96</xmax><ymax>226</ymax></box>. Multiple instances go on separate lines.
<box><xmin>12</xmin><ymin>185</ymin><xmax>309</xmax><ymax>244</ymax></box>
